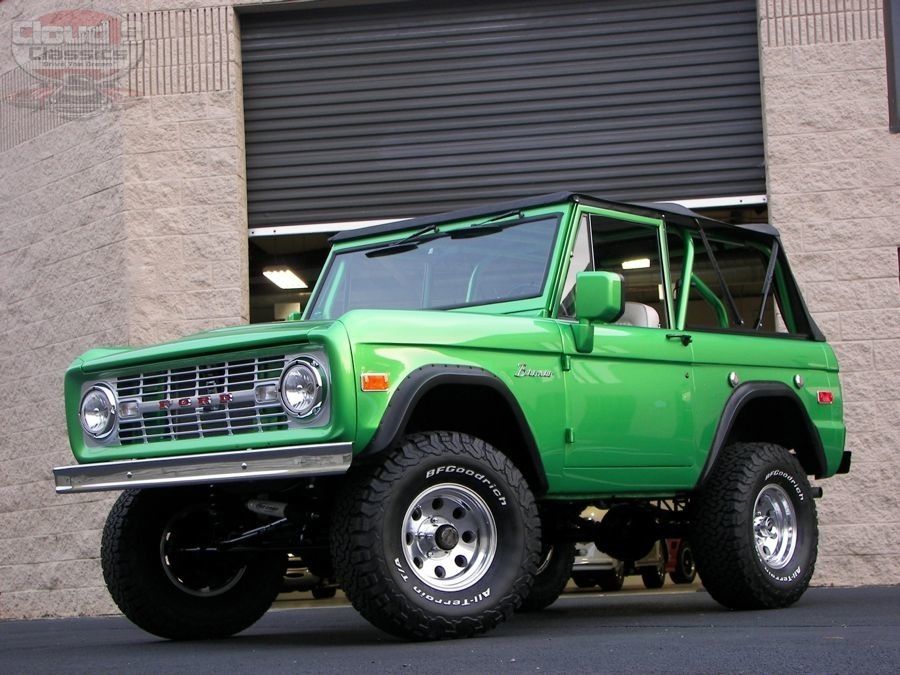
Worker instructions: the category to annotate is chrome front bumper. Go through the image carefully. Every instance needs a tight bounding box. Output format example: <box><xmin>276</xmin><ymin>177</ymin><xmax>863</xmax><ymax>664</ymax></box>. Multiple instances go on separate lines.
<box><xmin>53</xmin><ymin>442</ymin><xmax>353</xmax><ymax>494</ymax></box>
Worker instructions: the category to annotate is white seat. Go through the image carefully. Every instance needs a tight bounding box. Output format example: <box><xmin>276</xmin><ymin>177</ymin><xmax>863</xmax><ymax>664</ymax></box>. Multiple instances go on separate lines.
<box><xmin>615</xmin><ymin>302</ymin><xmax>660</xmax><ymax>328</ymax></box>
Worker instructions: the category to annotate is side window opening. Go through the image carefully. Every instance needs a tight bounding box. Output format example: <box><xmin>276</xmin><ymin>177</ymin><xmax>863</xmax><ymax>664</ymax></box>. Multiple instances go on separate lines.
<box><xmin>559</xmin><ymin>213</ymin><xmax>669</xmax><ymax>328</ymax></box>
<box><xmin>668</xmin><ymin>228</ymin><xmax>799</xmax><ymax>335</ymax></box>
<box><xmin>590</xmin><ymin>215</ymin><xmax>668</xmax><ymax>328</ymax></box>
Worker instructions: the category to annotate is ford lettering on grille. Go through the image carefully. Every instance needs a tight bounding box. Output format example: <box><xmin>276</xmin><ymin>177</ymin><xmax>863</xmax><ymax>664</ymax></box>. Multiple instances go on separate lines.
<box><xmin>115</xmin><ymin>355</ymin><xmax>288</xmax><ymax>445</ymax></box>
<box><xmin>157</xmin><ymin>393</ymin><xmax>234</xmax><ymax>410</ymax></box>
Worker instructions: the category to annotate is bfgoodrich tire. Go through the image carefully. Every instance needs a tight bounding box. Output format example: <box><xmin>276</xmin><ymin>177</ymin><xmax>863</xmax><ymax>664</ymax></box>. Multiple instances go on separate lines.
<box><xmin>331</xmin><ymin>431</ymin><xmax>540</xmax><ymax>640</ymax></box>
<box><xmin>691</xmin><ymin>442</ymin><xmax>818</xmax><ymax>610</ymax></box>
<box><xmin>101</xmin><ymin>489</ymin><xmax>286</xmax><ymax>640</ymax></box>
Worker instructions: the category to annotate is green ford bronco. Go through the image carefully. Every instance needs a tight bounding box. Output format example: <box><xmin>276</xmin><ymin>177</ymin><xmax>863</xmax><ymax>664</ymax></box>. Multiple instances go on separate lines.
<box><xmin>55</xmin><ymin>193</ymin><xmax>849</xmax><ymax>640</ymax></box>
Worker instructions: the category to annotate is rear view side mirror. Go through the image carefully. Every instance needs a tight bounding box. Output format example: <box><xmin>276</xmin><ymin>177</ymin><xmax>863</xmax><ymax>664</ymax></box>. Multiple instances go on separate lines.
<box><xmin>573</xmin><ymin>271</ymin><xmax>624</xmax><ymax>352</ymax></box>
<box><xmin>575</xmin><ymin>271</ymin><xmax>625</xmax><ymax>323</ymax></box>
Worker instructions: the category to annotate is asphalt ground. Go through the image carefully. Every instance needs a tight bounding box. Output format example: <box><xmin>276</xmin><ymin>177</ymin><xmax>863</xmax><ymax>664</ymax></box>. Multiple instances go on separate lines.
<box><xmin>2</xmin><ymin>584</ymin><xmax>898</xmax><ymax>674</ymax></box>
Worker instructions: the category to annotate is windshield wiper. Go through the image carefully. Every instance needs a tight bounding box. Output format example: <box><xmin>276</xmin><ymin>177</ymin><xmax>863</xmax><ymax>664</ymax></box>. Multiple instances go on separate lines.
<box><xmin>365</xmin><ymin>209</ymin><xmax>525</xmax><ymax>257</ymax></box>
<box><xmin>449</xmin><ymin>210</ymin><xmax>524</xmax><ymax>239</ymax></box>
<box><xmin>365</xmin><ymin>223</ymin><xmax>440</xmax><ymax>258</ymax></box>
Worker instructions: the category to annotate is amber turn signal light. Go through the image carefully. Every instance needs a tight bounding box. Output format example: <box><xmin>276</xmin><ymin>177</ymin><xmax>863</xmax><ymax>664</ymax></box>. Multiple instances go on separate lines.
<box><xmin>361</xmin><ymin>373</ymin><xmax>390</xmax><ymax>391</ymax></box>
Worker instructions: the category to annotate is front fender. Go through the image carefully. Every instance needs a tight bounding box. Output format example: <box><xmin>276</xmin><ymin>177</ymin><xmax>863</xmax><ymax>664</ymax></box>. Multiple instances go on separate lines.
<box><xmin>360</xmin><ymin>364</ymin><xmax>548</xmax><ymax>495</ymax></box>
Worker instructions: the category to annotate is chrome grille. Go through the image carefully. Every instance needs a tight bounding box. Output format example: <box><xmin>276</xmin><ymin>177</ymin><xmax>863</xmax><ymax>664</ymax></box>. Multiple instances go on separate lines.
<box><xmin>116</xmin><ymin>355</ymin><xmax>288</xmax><ymax>445</ymax></box>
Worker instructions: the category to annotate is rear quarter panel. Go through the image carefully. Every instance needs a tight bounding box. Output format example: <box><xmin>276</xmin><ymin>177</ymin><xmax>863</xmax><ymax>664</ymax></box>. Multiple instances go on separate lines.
<box><xmin>690</xmin><ymin>332</ymin><xmax>844</xmax><ymax>476</ymax></box>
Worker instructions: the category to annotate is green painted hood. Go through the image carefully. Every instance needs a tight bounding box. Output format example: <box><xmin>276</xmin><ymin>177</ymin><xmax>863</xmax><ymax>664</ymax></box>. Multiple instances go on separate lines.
<box><xmin>76</xmin><ymin>320</ymin><xmax>336</xmax><ymax>374</ymax></box>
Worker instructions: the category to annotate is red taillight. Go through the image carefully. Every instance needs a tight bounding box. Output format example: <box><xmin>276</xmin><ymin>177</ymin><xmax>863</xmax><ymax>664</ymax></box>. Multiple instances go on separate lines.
<box><xmin>817</xmin><ymin>390</ymin><xmax>834</xmax><ymax>405</ymax></box>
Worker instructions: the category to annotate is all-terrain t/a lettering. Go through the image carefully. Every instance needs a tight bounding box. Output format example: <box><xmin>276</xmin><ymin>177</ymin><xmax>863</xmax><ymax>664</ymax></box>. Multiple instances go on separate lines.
<box><xmin>414</xmin><ymin>586</ymin><xmax>492</xmax><ymax>606</ymax></box>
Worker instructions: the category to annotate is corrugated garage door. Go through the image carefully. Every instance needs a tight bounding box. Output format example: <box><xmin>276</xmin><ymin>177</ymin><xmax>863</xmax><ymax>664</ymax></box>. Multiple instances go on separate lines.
<box><xmin>241</xmin><ymin>0</ymin><xmax>764</xmax><ymax>227</ymax></box>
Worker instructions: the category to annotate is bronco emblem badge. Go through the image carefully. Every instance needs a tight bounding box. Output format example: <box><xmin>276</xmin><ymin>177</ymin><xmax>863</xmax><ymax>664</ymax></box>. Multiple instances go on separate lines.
<box><xmin>514</xmin><ymin>363</ymin><xmax>553</xmax><ymax>378</ymax></box>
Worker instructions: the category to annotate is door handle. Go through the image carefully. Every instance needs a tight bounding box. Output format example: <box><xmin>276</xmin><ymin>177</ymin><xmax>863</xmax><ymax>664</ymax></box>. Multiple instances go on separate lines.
<box><xmin>666</xmin><ymin>333</ymin><xmax>693</xmax><ymax>346</ymax></box>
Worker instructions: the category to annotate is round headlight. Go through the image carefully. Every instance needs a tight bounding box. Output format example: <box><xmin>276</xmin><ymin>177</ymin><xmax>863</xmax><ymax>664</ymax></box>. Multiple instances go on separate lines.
<box><xmin>80</xmin><ymin>385</ymin><xmax>117</xmax><ymax>439</ymax></box>
<box><xmin>279</xmin><ymin>358</ymin><xmax>325</xmax><ymax>419</ymax></box>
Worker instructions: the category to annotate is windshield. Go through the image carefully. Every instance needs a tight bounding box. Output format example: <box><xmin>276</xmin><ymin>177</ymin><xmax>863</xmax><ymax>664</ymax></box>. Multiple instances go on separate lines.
<box><xmin>307</xmin><ymin>215</ymin><xmax>560</xmax><ymax>320</ymax></box>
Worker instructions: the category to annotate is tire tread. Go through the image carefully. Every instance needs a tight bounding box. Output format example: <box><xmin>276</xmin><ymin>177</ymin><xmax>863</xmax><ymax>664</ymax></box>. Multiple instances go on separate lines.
<box><xmin>102</xmin><ymin>489</ymin><xmax>284</xmax><ymax>640</ymax></box>
<box><xmin>691</xmin><ymin>442</ymin><xmax>818</xmax><ymax>610</ymax></box>
<box><xmin>331</xmin><ymin>431</ymin><xmax>540</xmax><ymax>640</ymax></box>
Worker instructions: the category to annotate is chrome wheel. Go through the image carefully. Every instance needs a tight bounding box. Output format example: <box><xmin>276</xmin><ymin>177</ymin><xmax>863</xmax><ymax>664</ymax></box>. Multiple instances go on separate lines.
<box><xmin>402</xmin><ymin>483</ymin><xmax>497</xmax><ymax>592</ymax></box>
<box><xmin>753</xmin><ymin>484</ymin><xmax>797</xmax><ymax>570</ymax></box>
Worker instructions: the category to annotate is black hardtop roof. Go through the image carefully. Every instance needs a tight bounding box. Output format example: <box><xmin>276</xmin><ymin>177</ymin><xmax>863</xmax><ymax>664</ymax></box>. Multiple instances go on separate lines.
<box><xmin>329</xmin><ymin>192</ymin><xmax>779</xmax><ymax>243</ymax></box>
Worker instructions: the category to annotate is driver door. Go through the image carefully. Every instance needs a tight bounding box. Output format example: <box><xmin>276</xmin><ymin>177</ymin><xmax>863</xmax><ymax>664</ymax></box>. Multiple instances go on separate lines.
<box><xmin>559</xmin><ymin>211</ymin><xmax>697</xmax><ymax>493</ymax></box>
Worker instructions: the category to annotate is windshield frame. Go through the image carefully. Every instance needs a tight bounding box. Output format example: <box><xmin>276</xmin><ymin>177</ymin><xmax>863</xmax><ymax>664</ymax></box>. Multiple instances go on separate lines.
<box><xmin>304</xmin><ymin>211</ymin><xmax>565</xmax><ymax>320</ymax></box>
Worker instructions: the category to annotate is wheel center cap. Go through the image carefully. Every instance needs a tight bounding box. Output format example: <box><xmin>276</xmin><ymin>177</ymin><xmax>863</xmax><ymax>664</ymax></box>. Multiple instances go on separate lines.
<box><xmin>434</xmin><ymin>524</ymin><xmax>460</xmax><ymax>551</ymax></box>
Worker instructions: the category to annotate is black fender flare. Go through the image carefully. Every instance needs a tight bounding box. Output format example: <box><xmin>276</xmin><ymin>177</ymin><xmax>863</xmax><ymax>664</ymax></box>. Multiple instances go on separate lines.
<box><xmin>696</xmin><ymin>381</ymin><xmax>827</xmax><ymax>488</ymax></box>
<box><xmin>361</xmin><ymin>364</ymin><xmax>548</xmax><ymax>495</ymax></box>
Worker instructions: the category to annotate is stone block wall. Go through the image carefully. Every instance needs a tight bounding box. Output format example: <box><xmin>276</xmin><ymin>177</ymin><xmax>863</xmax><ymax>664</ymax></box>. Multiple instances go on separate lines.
<box><xmin>759</xmin><ymin>0</ymin><xmax>900</xmax><ymax>584</ymax></box>
<box><xmin>122</xmin><ymin>87</ymin><xmax>249</xmax><ymax>346</ymax></box>
<box><xmin>123</xmin><ymin>4</ymin><xmax>249</xmax><ymax>346</ymax></box>
<box><xmin>0</xmin><ymin>112</ymin><xmax>126</xmax><ymax>618</ymax></box>
<box><xmin>0</xmin><ymin>1</ymin><xmax>250</xmax><ymax>619</ymax></box>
